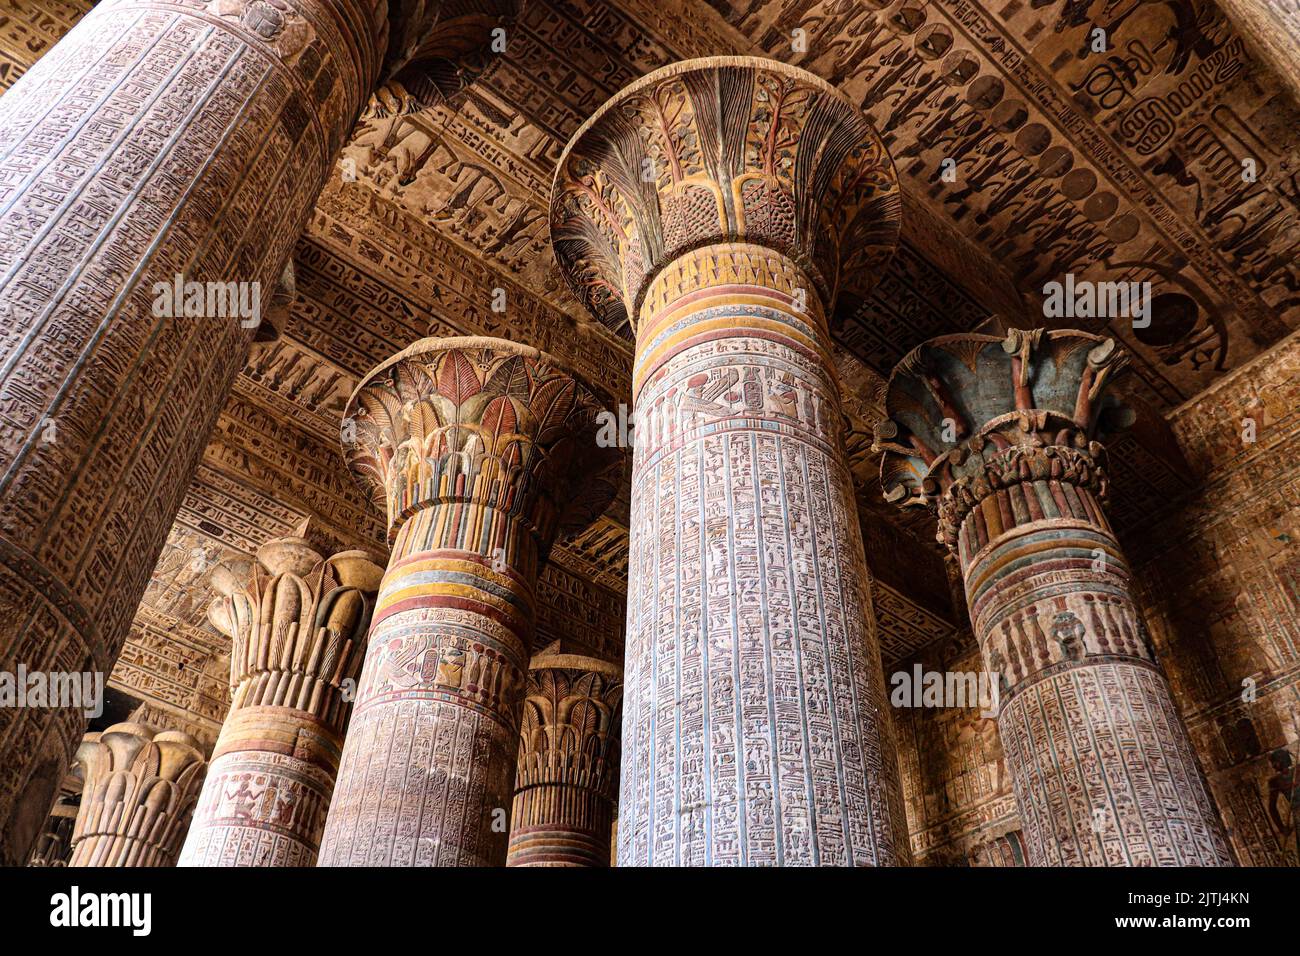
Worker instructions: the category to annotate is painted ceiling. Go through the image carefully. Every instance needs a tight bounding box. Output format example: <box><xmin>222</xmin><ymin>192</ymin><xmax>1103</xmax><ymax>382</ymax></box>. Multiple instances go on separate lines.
<box><xmin>5</xmin><ymin>0</ymin><xmax>1294</xmax><ymax>738</ymax></box>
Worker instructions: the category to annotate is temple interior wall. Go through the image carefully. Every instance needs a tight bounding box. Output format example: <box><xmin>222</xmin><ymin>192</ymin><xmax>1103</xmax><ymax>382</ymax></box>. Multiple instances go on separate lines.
<box><xmin>1131</xmin><ymin>330</ymin><xmax>1300</xmax><ymax>866</ymax></box>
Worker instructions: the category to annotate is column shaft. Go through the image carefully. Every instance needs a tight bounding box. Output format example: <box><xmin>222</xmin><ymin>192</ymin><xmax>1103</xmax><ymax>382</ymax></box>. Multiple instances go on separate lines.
<box><xmin>961</xmin><ymin>477</ymin><xmax>1232</xmax><ymax>864</ymax></box>
<box><xmin>507</xmin><ymin>655</ymin><xmax>622</xmax><ymax>867</ymax></box>
<box><xmin>316</xmin><ymin>337</ymin><xmax>622</xmax><ymax>866</ymax></box>
<box><xmin>623</xmin><ymin>245</ymin><xmax>906</xmax><ymax>865</ymax></box>
<box><xmin>179</xmin><ymin>539</ymin><xmax>382</xmax><ymax>866</ymax></box>
<box><xmin>322</xmin><ymin>507</ymin><xmax>537</xmax><ymax>866</ymax></box>
<box><xmin>0</xmin><ymin>0</ymin><xmax>384</xmax><ymax>862</ymax></box>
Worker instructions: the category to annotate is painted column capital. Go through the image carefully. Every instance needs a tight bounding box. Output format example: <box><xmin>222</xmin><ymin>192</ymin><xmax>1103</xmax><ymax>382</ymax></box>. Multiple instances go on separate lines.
<box><xmin>208</xmin><ymin>538</ymin><xmax>382</xmax><ymax>684</ymax></box>
<box><xmin>874</xmin><ymin>328</ymin><xmax>1232</xmax><ymax>866</ymax></box>
<box><xmin>550</xmin><ymin>56</ymin><xmax>902</xmax><ymax>339</ymax></box>
<box><xmin>508</xmin><ymin>652</ymin><xmax>624</xmax><ymax>866</ymax></box>
<box><xmin>343</xmin><ymin>336</ymin><xmax>623</xmax><ymax>550</ymax></box>
<box><xmin>205</xmin><ymin>536</ymin><xmax>383</xmax><ymax>748</ymax></box>
<box><xmin>181</xmin><ymin>536</ymin><xmax>382</xmax><ymax>866</ymax></box>
<box><xmin>873</xmin><ymin>329</ymin><xmax>1134</xmax><ymax>550</ymax></box>
<box><xmin>70</xmin><ymin>723</ymin><xmax>208</xmax><ymax>867</ymax></box>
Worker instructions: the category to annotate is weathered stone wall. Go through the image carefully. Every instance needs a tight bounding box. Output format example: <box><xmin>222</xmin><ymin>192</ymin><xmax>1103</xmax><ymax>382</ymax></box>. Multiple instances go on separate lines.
<box><xmin>892</xmin><ymin>638</ymin><xmax>1023</xmax><ymax>866</ymax></box>
<box><xmin>1131</xmin><ymin>330</ymin><xmax>1300</xmax><ymax>866</ymax></box>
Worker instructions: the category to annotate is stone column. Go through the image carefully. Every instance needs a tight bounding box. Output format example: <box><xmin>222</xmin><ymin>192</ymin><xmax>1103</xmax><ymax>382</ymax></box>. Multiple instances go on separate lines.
<box><xmin>178</xmin><ymin>536</ymin><xmax>382</xmax><ymax>866</ymax></box>
<box><xmin>507</xmin><ymin>652</ymin><xmax>622</xmax><ymax>867</ymax></box>
<box><xmin>27</xmin><ymin>790</ymin><xmax>79</xmax><ymax>867</ymax></box>
<box><xmin>0</xmin><ymin>0</ymin><xmax>386</xmax><ymax>863</ymax></box>
<box><xmin>551</xmin><ymin>56</ymin><xmax>910</xmax><ymax>866</ymax></box>
<box><xmin>68</xmin><ymin>722</ymin><xmax>207</xmax><ymax>867</ymax></box>
<box><xmin>874</xmin><ymin>329</ymin><xmax>1234</xmax><ymax>866</ymax></box>
<box><xmin>317</xmin><ymin>337</ymin><xmax>622</xmax><ymax>866</ymax></box>
<box><xmin>1215</xmin><ymin>0</ymin><xmax>1300</xmax><ymax>105</ymax></box>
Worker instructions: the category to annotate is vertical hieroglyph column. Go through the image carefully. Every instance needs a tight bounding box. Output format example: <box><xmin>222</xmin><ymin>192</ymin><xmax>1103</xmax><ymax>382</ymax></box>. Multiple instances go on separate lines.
<box><xmin>317</xmin><ymin>338</ymin><xmax>623</xmax><ymax>866</ymax></box>
<box><xmin>68</xmin><ymin>722</ymin><xmax>208</xmax><ymax>867</ymax></box>
<box><xmin>178</xmin><ymin>536</ymin><xmax>382</xmax><ymax>866</ymax></box>
<box><xmin>551</xmin><ymin>57</ymin><xmax>910</xmax><ymax>866</ymax></box>
<box><xmin>506</xmin><ymin>652</ymin><xmax>622</xmax><ymax>867</ymax></box>
<box><xmin>874</xmin><ymin>329</ymin><xmax>1234</xmax><ymax>866</ymax></box>
<box><xmin>0</xmin><ymin>0</ymin><xmax>386</xmax><ymax>862</ymax></box>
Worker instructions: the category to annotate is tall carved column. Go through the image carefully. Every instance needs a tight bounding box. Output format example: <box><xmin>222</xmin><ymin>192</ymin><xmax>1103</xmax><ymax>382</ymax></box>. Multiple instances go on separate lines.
<box><xmin>0</xmin><ymin>0</ymin><xmax>386</xmax><ymax>862</ymax></box>
<box><xmin>27</xmin><ymin>790</ymin><xmax>79</xmax><ymax>867</ymax></box>
<box><xmin>68</xmin><ymin>722</ymin><xmax>208</xmax><ymax>867</ymax></box>
<box><xmin>551</xmin><ymin>57</ymin><xmax>910</xmax><ymax>866</ymax></box>
<box><xmin>874</xmin><ymin>329</ymin><xmax>1234</xmax><ymax>866</ymax></box>
<box><xmin>507</xmin><ymin>652</ymin><xmax>622</xmax><ymax>867</ymax></box>
<box><xmin>317</xmin><ymin>338</ymin><xmax>622</xmax><ymax>866</ymax></box>
<box><xmin>178</xmin><ymin>536</ymin><xmax>382</xmax><ymax>866</ymax></box>
<box><xmin>1215</xmin><ymin>0</ymin><xmax>1300</xmax><ymax>105</ymax></box>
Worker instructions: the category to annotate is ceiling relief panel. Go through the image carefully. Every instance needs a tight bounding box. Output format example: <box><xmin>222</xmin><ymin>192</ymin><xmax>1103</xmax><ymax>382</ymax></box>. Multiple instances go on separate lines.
<box><xmin>137</xmin><ymin>527</ymin><xmax>245</xmax><ymax>631</ymax></box>
<box><xmin>309</xmin><ymin>0</ymin><xmax>1297</xmax><ymax>437</ymax></box>
<box><xmin>328</xmin><ymin>0</ymin><xmax>1025</xmax><ymax>365</ymax></box>
<box><xmin>306</xmin><ymin>181</ymin><xmax>632</xmax><ymax>395</ymax></box>
<box><xmin>110</xmin><ymin>605</ymin><xmax>230</xmax><ymax>748</ymax></box>
<box><xmin>692</xmin><ymin>0</ymin><xmax>1299</xmax><ymax>401</ymax></box>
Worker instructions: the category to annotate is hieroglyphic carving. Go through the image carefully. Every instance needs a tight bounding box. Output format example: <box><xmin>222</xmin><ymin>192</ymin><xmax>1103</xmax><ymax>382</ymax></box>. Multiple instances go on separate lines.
<box><xmin>111</xmin><ymin>604</ymin><xmax>231</xmax><ymax>739</ymax></box>
<box><xmin>318</xmin><ymin>337</ymin><xmax>623</xmax><ymax>866</ymax></box>
<box><xmin>507</xmin><ymin>652</ymin><xmax>623</xmax><ymax>866</ymax></box>
<box><xmin>873</xmin><ymin>581</ymin><xmax>961</xmax><ymax>666</ymax></box>
<box><xmin>892</xmin><ymin>639</ymin><xmax>1020</xmax><ymax>865</ymax></box>
<box><xmin>687</xmin><ymin>0</ymin><xmax>1299</xmax><ymax>394</ymax></box>
<box><xmin>179</xmin><ymin>536</ymin><xmax>383</xmax><ymax>866</ymax></box>
<box><xmin>326</xmin><ymin>0</ymin><xmax>1024</xmax><ymax>384</ymax></box>
<box><xmin>308</xmin><ymin>182</ymin><xmax>633</xmax><ymax>395</ymax></box>
<box><xmin>555</xmin><ymin>58</ymin><xmax>910</xmax><ymax>866</ymax></box>
<box><xmin>0</xmin><ymin>0</ymin><xmax>90</xmax><ymax>92</ymax></box>
<box><xmin>535</xmin><ymin>560</ymin><xmax>626</xmax><ymax>661</ymax></box>
<box><xmin>0</xmin><ymin>0</ymin><xmax>385</xmax><ymax>863</ymax></box>
<box><xmin>877</xmin><ymin>328</ymin><xmax>1234</xmax><ymax>865</ymax></box>
<box><xmin>549</xmin><ymin>516</ymin><xmax>631</xmax><ymax>594</ymax></box>
<box><xmin>69</xmin><ymin>722</ymin><xmax>208</xmax><ymax>867</ymax></box>
<box><xmin>1130</xmin><ymin>328</ymin><xmax>1300</xmax><ymax>865</ymax></box>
